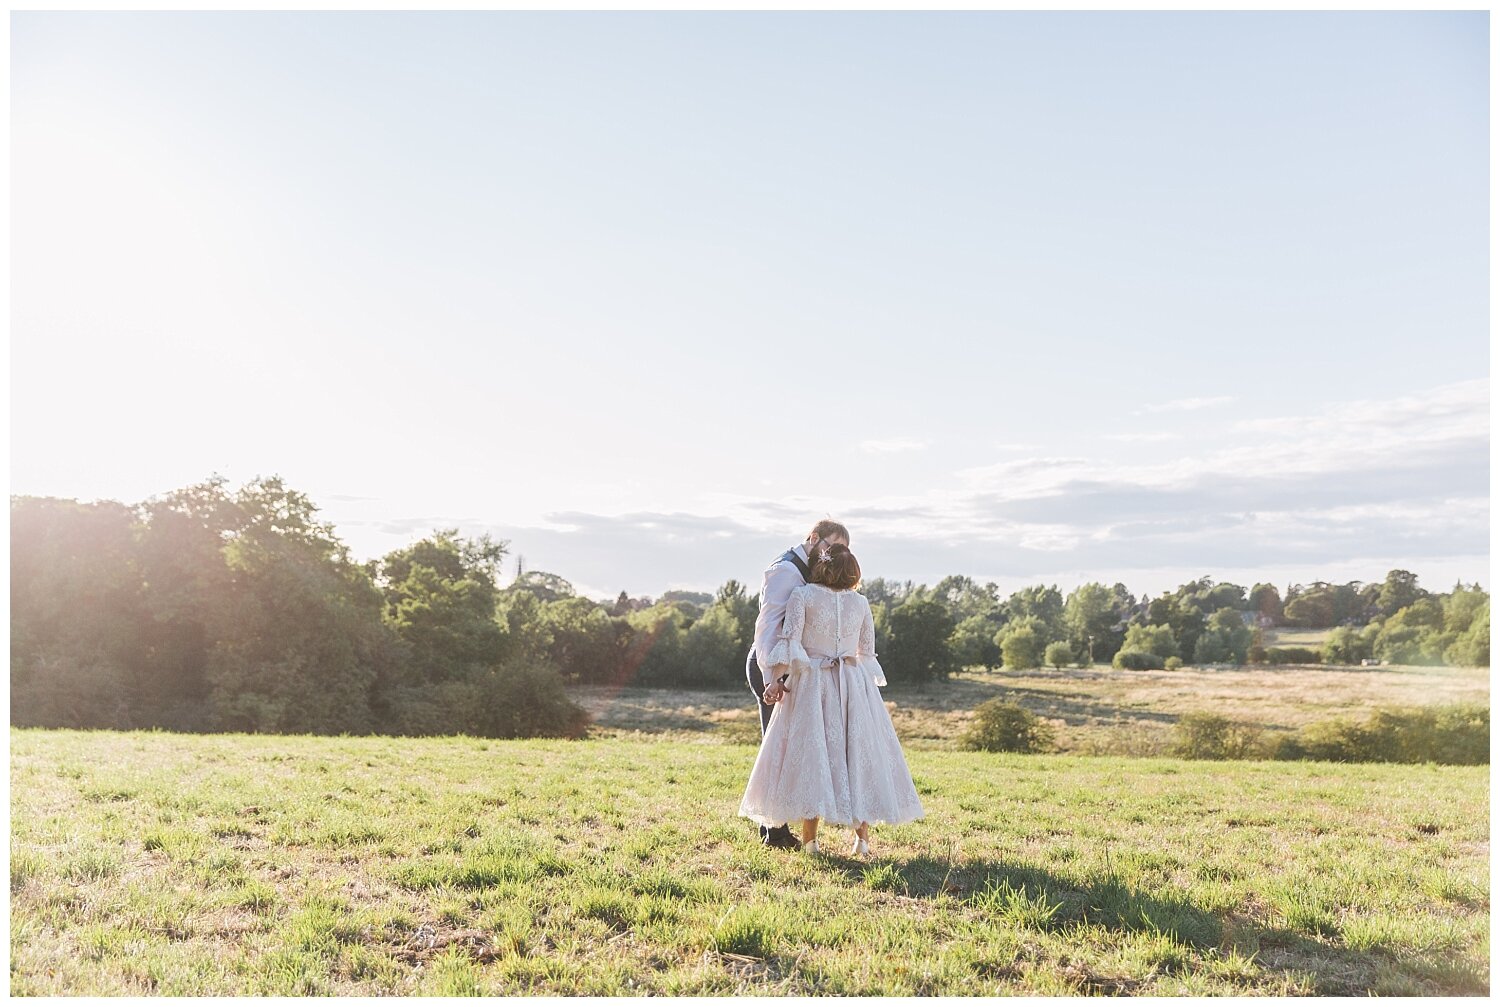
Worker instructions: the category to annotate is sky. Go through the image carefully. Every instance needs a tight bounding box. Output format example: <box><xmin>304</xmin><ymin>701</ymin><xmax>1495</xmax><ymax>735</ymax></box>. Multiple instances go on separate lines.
<box><xmin>10</xmin><ymin>11</ymin><xmax>1490</xmax><ymax>601</ymax></box>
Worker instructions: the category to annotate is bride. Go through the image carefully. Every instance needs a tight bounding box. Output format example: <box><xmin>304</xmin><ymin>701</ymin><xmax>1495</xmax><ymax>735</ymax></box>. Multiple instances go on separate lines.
<box><xmin>738</xmin><ymin>544</ymin><xmax>924</xmax><ymax>855</ymax></box>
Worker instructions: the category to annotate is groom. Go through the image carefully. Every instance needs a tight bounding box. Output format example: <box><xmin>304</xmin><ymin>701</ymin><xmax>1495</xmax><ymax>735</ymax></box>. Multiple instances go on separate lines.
<box><xmin>745</xmin><ymin>518</ymin><xmax>850</xmax><ymax>848</ymax></box>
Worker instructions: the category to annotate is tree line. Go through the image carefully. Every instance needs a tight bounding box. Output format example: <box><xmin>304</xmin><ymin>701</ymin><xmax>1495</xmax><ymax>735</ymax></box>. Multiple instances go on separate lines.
<box><xmin>10</xmin><ymin>477</ymin><xmax>1490</xmax><ymax>736</ymax></box>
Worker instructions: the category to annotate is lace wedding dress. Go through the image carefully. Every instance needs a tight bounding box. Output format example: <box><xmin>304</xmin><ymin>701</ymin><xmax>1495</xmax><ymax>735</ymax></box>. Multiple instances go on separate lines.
<box><xmin>739</xmin><ymin>584</ymin><xmax>925</xmax><ymax>829</ymax></box>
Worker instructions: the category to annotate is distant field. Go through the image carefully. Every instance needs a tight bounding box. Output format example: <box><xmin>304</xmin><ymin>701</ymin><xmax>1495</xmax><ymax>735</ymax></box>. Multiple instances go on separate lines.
<box><xmin>578</xmin><ymin>663</ymin><xmax>1490</xmax><ymax>755</ymax></box>
<box><xmin>10</xmin><ymin>730</ymin><xmax>1489</xmax><ymax>995</ymax></box>
<box><xmin>1263</xmin><ymin>628</ymin><xmax>1333</xmax><ymax>648</ymax></box>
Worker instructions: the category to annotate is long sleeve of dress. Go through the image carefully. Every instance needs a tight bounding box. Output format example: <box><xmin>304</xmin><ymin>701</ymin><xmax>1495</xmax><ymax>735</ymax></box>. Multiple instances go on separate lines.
<box><xmin>856</xmin><ymin>597</ymin><xmax>888</xmax><ymax>687</ymax></box>
<box><xmin>760</xmin><ymin>587</ymin><xmax>814</xmax><ymax>677</ymax></box>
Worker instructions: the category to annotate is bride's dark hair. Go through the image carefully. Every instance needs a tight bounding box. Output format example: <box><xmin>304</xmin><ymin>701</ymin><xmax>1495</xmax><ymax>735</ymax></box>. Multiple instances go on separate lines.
<box><xmin>810</xmin><ymin>543</ymin><xmax>861</xmax><ymax>591</ymax></box>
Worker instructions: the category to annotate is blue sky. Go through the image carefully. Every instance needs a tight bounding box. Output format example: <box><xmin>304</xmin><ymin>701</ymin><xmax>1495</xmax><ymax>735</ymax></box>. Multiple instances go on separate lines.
<box><xmin>10</xmin><ymin>12</ymin><xmax>1489</xmax><ymax>600</ymax></box>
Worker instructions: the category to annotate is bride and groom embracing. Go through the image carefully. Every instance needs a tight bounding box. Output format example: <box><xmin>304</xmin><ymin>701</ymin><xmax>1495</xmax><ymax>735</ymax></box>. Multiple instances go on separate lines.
<box><xmin>738</xmin><ymin>520</ymin><xmax>924</xmax><ymax>855</ymax></box>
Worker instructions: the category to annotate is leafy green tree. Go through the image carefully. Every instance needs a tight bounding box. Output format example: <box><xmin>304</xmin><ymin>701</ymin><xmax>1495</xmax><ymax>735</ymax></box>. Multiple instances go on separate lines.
<box><xmin>884</xmin><ymin>598</ymin><xmax>958</xmax><ymax>684</ymax></box>
<box><xmin>1000</xmin><ymin>625</ymin><xmax>1043</xmax><ymax>670</ymax></box>
<box><xmin>508</xmin><ymin>570</ymin><xmax>577</xmax><ymax>604</ymax></box>
<box><xmin>1146</xmin><ymin>594</ymin><xmax>1205</xmax><ymax>660</ymax></box>
<box><xmin>1063</xmin><ymin>582</ymin><xmax>1130</xmax><ymax>664</ymax></box>
<box><xmin>1371</xmin><ymin>603</ymin><xmax>1447</xmax><ymax>666</ymax></box>
<box><xmin>1323</xmin><ymin>625</ymin><xmax>1375</xmax><ymax>665</ymax></box>
<box><xmin>950</xmin><ymin>613</ymin><xmax>1003</xmax><ymax>670</ymax></box>
<box><xmin>1247</xmin><ymin>583</ymin><xmax>1284</xmax><ymax>624</ymax></box>
<box><xmin>712</xmin><ymin>580</ymin><xmax>759</xmax><ymax>656</ymax></box>
<box><xmin>11</xmin><ymin>496</ymin><xmax>149</xmax><ymax>729</ymax></box>
<box><xmin>1005</xmin><ymin>585</ymin><xmax>1065</xmax><ymax>643</ymax></box>
<box><xmin>1282</xmin><ymin>581</ymin><xmax>1369</xmax><ymax>629</ymax></box>
<box><xmin>1190</xmin><ymin>608</ymin><xmax>1253</xmax><ymax>665</ymax></box>
<box><xmin>538</xmin><ymin>597</ymin><xmax>620</xmax><ymax>683</ymax></box>
<box><xmin>1043</xmin><ymin>641</ymin><xmax>1073</xmax><ymax>670</ymax></box>
<box><xmin>379</xmin><ymin>530</ymin><xmax>509</xmax><ymax>681</ymax></box>
<box><xmin>1377</xmin><ymin>569</ymin><xmax>1427</xmax><ymax>618</ymax></box>
<box><xmin>1443</xmin><ymin>583</ymin><xmax>1489</xmax><ymax>635</ymax></box>
<box><xmin>205</xmin><ymin>477</ymin><xmax>394</xmax><ymax>734</ymax></box>
<box><xmin>1120</xmin><ymin>623</ymin><xmax>1180</xmax><ymax>660</ymax></box>
<box><xmin>1444</xmin><ymin>603</ymin><xmax>1489</xmax><ymax>667</ymax></box>
<box><xmin>930</xmin><ymin>575</ymin><xmax>1001</xmax><ymax>623</ymax></box>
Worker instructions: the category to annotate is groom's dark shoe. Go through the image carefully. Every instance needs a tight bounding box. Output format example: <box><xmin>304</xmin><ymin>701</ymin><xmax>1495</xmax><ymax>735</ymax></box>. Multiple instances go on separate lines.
<box><xmin>761</xmin><ymin>824</ymin><xmax>799</xmax><ymax>850</ymax></box>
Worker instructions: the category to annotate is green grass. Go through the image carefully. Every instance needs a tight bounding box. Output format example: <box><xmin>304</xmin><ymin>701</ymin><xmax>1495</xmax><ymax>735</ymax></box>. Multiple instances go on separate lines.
<box><xmin>10</xmin><ymin>728</ymin><xmax>1489</xmax><ymax>995</ymax></box>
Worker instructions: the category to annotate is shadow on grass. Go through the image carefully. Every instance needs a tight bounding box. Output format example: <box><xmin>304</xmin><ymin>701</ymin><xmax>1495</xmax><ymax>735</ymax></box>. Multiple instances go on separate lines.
<box><xmin>819</xmin><ymin>853</ymin><xmax>1481</xmax><ymax>995</ymax></box>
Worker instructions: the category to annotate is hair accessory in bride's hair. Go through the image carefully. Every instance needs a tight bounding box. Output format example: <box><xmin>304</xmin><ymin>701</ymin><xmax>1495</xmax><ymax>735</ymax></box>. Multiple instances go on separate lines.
<box><xmin>817</xmin><ymin>547</ymin><xmax>832</xmax><ymax>564</ymax></box>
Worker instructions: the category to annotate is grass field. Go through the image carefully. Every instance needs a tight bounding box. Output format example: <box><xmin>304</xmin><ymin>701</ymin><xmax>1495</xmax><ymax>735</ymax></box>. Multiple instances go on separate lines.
<box><xmin>579</xmin><ymin>663</ymin><xmax>1491</xmax><ymax>755</ymax></box>
<box><xmin>10</xmin><ymin>727</ymin><xmax>1489</xmax><ymax>995</ymax></box>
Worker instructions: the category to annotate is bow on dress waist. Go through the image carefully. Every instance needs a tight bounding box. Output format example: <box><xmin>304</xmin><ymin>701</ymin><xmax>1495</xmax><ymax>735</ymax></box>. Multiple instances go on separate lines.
<box><xmin>810</xmin><ymin>652</ymin><xmax>858</xmax><ymax>670</ymax></box>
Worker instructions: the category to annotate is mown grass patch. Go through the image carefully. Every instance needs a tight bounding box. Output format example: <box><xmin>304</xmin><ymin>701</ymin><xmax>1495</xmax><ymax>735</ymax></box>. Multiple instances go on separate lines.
<box><xmin>9</xmin><ymin>728</ymin><xmax>1489</xmax><ymax>995</ymax></box>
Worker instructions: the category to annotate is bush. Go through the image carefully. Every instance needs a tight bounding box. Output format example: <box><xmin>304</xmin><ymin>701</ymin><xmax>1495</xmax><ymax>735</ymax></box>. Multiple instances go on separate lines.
<box><xmin>1120</xmin><ymin>624</ymin><xmax>1179</xmax><ymax>660</ymax></box>
<box><xmin>1262</xmin><ymin>647</ymin><xmax>1322</xmax><ymax>665</ymax></box>
<box><xmin>1112</xmin><ymin>650</ymin><xmax>1163</xmax><ymax>671</ymax></box>
<box><xmin>1164</xmin><ymin>656</ymin><xmax>1183</xmax><ymax>671</ymax></box>
<box><xmin>1043</xmin><ymin>641</ymin><xmax>1073</xmax><ymax>670</ymax></box>
<box><xmin>1170</xmin><ymin>712</ymin><xmax>1263</xmax><ymax>760</ymax></box>
<box><xmin>1275</xmin><ymin>704</ymin><xmax>1487</xmax><ymax>765</ymax></box>
<box><xmin>960</xmin><ymin>700</ymin><xmax>1055</xmax><ymax>754</ymax></box>
<box><xmin>1000</xmin><ymin>626</ymin><xmax>1043</xmax><ymax>670</ymax></box>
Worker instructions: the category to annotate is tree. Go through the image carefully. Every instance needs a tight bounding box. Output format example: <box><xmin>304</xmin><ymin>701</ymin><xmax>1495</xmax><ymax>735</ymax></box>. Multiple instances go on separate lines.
<box><xmin>950</xmin><ymin>614</ymin><xmax>1003</xmax><ymax>670</ymax></box>
<box><xmin>712</xmin><ymin>580</ymin><xmax>759</xmax><ymax>657</ymax></box>
<box><xmin>1146</xmin><ymin>594</ymin><xmax>1206</xmax><ymax>660</ymax></box>
<box><xmin>1120</xmin><ymin>623</ymin><xmax>1180</xmax><ymax>660</ymax></box>
<box><xmin>1063</xmin><ymin>582</ymin><xmax>1130</xmax><ymax>664</ymax></box>
<box><xmin>1044</xmin><ymin>641</ymin><xmax>1073</xmax><ymax>670</ymax></box>
<box><xmin>1443</xmin><ymin>583</ymin><xmax>1489</xmax><ymax>635</ymax></box>
<box><xmin>508</xmin><ymin>570</ymin><xmax>577</xmax><ymax>604</ymax></box>
<box><xmin>11</xmin><ymin>495</ymin><xmax>149</xmax><ymax>729</ymax></box>
<box><xmin>1248</xmin><ymin>583</ymin><xmax>1284</xmax><ymax>624</ymax></box>
<box><xmin>1005</xmin><ymin>585</ymin><xmax>1065</xmax><ymax>642</ymax></box>
<box><xmin>1000</xmin><ymin>626</ymin><xmax>1043</xmax><ymax>670</ymax></box>
<box><xmin>884</xmin><ymin>598</ymin><xmax>958</xmax><ymax>684</ymax></box>
<box><xmin>1444</xmin><ymin>603</ymin><xmax>1490</xmax><ymax>667</ymax></box>
<box><xmin>1323</xmin><ymin>625</ymin><xmax>1374</xmax><ymax>665</ymax></box>
<box><xmin>205</xmin><ymin>477</ymin><xmax>395</xmax><ymax>734</ymax></box>
<box><xmin>1377</xmin><ymin>569</ymin><xmax>1426</xmax><ymax>618</ymax></box>
<box><xmin>1190</xmin><ymin>608</ymin><xmax>1253</xmax><ymax>665</ymax></box>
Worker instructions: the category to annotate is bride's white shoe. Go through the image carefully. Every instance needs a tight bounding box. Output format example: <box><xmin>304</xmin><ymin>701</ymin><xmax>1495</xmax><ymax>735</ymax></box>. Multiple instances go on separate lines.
<box><xmin>801</xmin><ymin>839</ymin><xmax>820</xmax><ymax>854</ymax></box>
<box><xmin>850</xmin><ymin>837</ymin><xmax>871</xmax><ymax>857</ymax></box>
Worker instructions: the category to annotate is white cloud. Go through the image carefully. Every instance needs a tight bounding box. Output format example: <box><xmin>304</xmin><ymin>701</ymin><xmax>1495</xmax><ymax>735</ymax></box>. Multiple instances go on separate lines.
<box><xmin>366</xmin><ymin>380</ymin><xmax>1488</xmax><ymax>596</ymax></box>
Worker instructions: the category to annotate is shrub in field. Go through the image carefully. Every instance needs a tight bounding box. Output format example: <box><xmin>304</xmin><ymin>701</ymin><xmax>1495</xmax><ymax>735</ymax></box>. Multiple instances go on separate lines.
<box><xmin>961</xmin><ymin>699</ymin><xmax>1055</xmax><ymax>754</ymax></box>
<box><xmin>1121</xmin><ymin>623</ymin><xmax>1180</xmax><ymax>660</ymax></box>
<box><xmin>1164</xmin><ymin>656</ymin><xmax>1183</xmax><ymax>671</ymax></box>
<box><xmin>1170</xmin><ymin>712</ymin><xmax>1263</xmax><ymax>760</ymax></box>
<box><xmin>1043</xmin><ymin>641</ymin><xmax>1073</xmax><ymax>670</ymax></box>
<box><xmin>1000</xmin><ymin>626</ymin><xmax>1043</xmax><ymax>670</ymax></box>
<box><xmin>1112</xmin><ymin>650</ymin><xmax>1164</xmax><ymax>671</ymax></box>
<box><xmin>1274</xmin><ymin>704</ymin><xmax>1488</xmax><ymax>765</ymax></box>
